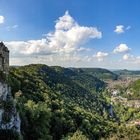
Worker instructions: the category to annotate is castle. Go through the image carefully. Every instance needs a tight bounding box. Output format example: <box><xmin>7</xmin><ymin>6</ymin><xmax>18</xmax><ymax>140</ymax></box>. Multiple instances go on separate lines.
<box><xmin>0</xmin><ymin>42</ymin><xmax>9</xmax><ymax>74</ymax></box>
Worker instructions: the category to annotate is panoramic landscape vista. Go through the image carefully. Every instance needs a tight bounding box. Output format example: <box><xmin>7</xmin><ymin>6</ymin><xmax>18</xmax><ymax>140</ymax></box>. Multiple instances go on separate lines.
<box><xmin>1</xmin><ymin>0</ymin><xmax>140</xmax><ymax>140</ymax></box>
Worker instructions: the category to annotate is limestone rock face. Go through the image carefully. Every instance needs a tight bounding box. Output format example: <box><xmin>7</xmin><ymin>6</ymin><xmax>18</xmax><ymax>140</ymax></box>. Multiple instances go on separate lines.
<box><xmin>0</xmin><ymin>82</ymin><xmax>10</xmax><ymax>100</ymax></box>
<box><xmin>0</xmin><ymin>42</ymin><xmax>21</xmax><ymax>139</ymax></box>
<box><xmin>0</xmin><ymin>42</ymin><xmax>9</xmax><ymax>74</ymax></box>
<box><xmin>0</xmin><ymin>81</ymin><xmax>21</xmax><ymax>132</ymax></box>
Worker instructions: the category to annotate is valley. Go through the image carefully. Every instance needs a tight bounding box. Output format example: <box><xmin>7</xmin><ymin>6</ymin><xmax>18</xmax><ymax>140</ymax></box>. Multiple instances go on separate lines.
<box><xmin>4</xmin><ymin>64</ymin><xmax>140</xmax><ymax>140</ymax></box>
<box><xmin>1</xmin><ymin>1</ymin><xmax>140</xmax><ymax>139</ymax></box>
<box><xmin>1</xmin><ymin>62</ymin><xmax>140</xmax><ymax>139</ymax></box>
<box><xmin>105</xmin><ymin>72</ymin><xmax>140</xmax><ymax>131</ymax></box>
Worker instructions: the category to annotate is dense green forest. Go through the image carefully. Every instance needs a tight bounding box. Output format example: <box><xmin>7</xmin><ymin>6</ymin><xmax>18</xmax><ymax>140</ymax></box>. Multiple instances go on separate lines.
<box><xmin>71</xmin><ymin>68</ymin><xmax>119</xmax><ymax>81</ymax></box>
<box><xmin>6</xmin><ymin>64</ymin><xmax>140</xmax><ymax>140</ymax></box>
<box><xmin>126</xmin><ymin>79</ymin><xmax>140</xmax><ymax>99</ymax></box>
<box><xmin>114</xmin><ymin>69</ymin><xmax>140</xmax><ymax>78</ymax></box>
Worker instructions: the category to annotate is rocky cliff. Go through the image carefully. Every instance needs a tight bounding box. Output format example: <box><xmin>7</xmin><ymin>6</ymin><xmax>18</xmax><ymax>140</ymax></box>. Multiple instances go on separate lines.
<box><xmin>0</xmin><ymin>80</ymin><xmax>21</xmax><ymax>138</ymax></box>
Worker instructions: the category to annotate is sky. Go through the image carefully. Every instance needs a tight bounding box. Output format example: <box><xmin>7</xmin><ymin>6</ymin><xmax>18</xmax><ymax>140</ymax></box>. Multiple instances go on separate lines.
<box><xmin>0</xmin><ymin>0</ymin><xmax>140</xmax><ymax>69</ymax></box>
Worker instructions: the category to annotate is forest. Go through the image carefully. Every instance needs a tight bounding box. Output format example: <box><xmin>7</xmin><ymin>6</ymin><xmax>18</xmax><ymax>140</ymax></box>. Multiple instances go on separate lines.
<box><xmin>2</xmin><ymin>64</ymin><xmax>139</xmax><ymax>140</ymax></box>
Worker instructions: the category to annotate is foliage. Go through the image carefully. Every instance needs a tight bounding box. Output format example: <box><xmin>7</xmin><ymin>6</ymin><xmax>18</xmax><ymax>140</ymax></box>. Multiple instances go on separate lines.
<box><xmin>0</xmin><ymin>129</ymin><xmax>20</xmax><ymax>140</ymax></box>
<box><xmin>7</xmin><ymin>64</ymin><xmax>140</xmax><ymax>140</ymax></box>
<box><xmin>127</xmin><ymin>79</ymin><xmax>140</xmax><ymax>99</ymax></box>
<box><xmin>80</xmin><ymin>68</ymin><xmax>119</xmax><ymax>81</ymax></box>
<box><xmin>67</xmin><ymin>130</ymin><xmax>89</xmax><ymax>140</ymax></box>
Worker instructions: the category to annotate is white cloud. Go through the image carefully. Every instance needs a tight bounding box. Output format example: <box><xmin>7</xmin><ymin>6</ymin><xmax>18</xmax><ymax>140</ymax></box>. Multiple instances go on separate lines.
<box><xmin>114</xmin><ymin>25</ymin><xmax>131</xmax><ymax>34</ymax></box>
<box><xmin>123</xmin><ymin>54</ymin><xmax>129</xmax><ymax>60</ymax></box>
<box><xmin>6</xmin><ymin>39</ymin><xmax>51</xmax><ymax>56</ymax></box>
<box><xmin>114</xmin><ymin>25</ymin><xmax>124</xmax><ymax>34</ymax></box>
<box><xmin>6</xmin><ymin>11</ymin><xmax>102</xmax><ymax>60</ymax></box>
<box><xmin>46</xmin><ymin>11</ymin><xmax>102</xmax><ymax>54</ymax></box>
<box><xmin>93</xmin><ymin>51</ymin><xmax>108</xmax><ymax>61</ymax></box>
<box><xmin>113</xmin><ymin>44</ymin><xmax>131</xmax><ymax>54</ymax></box>
<box><xmin>122</xmin><ymin>54</ymin><xmax>140</xmax><ymax>64</ymax></box>
<box><xmin>0</xmin><ymin>15</ymin><xmax>4</xmax><ymax>24</ymax></box>
<box><xmin>55</xmin><ymin>11</ymin><xmax>77</xmax><ymax>30</ymax></box>
<box><xmin>123</xmin><ymin>54</ymin><xmax>134</xmax><ymax>60</ymax></box>
<box><xmin>134</xmin><ymin>56</ymin><xmax>140</xmax><ymax>64</ymax></box>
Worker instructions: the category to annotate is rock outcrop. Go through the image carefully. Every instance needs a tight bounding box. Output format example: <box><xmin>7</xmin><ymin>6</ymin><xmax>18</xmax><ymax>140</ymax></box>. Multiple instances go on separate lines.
<box><xmin>0</xmin><ymin>81</ymin><xmax>21</xmax><ymax>132</ymax></box>
<box><xmin>0</xmin><ymin>42</ymin><xmax>21</xmax><ymax>139</ymax></box>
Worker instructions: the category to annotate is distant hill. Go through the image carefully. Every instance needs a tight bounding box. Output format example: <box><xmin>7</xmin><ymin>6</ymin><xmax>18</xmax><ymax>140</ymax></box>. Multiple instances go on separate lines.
<box><xmin>52</xmin><ymin>66</ymin><xmax>106</xmax><ymax>91</ymax></box>
<box><xmin>72</xmin><ymin>68</ymin><xmax>119</xmax><ymax>81</ymax></box>
<box><xmin>127</xmin><ymin>79</ymin><xmax>140</xmax><ymax>99</ymax></box>
<box><xmin>114</xmin><ymin>69</ymin><xmax>140</xmax><ymax>76</ymax></box>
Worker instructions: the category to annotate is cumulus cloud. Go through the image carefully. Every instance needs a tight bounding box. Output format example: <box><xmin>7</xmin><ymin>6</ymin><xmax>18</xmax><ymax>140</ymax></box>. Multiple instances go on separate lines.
<box><xmin>6</xmin><ymin>39</ymin><xmax>53</xmax><ymax>56</ymax></box>
<box><xmin>114</xmin><ymin>25</ymin><xmax>124</xmax><ymax>34</ymax></box>
<box><xmin>123</xmin><ymin>54</ymin><xmax>134</xmax><ymax>60</ymax></box>
<box><xmin>0</xmin><ymin>15</ymin><xmax>4</xmax><ymax>24</ymax></box>
<box><xmin>123</xmin><ymin>54</ymin><xmax>129</xmax><ymax>60</ymax></box>
<box><xmin>55</xmin><ymin>11</ymin><xmax>77</xmax><ymax>30</ymax></box>
<box><xmin>93</xmin><ymin>51</ymin><xmax>108</xmax><ymax>61</ymax></box>
<box><xmin>113</xmin><ymin>44</ymin><xmax>131</xmax><ymax>54</ymax></box>
<box><xmin>134</xmin><ymin>56</ymin><xmax>140</xmax><ymax>64</ymax></box>
<box><xmin>6</xmin><ymin>11</ymin><xmax>101</xmax><ymax>58</ymax></box>
<box><xmin>122</xmin><ymin>54</ymin><xmax>140</xmax><ymax>64</ymax></box>
<box><xmin>114</xmin><ymin>25</ymin><xmax>131</xmax><ymax>34</ymax></box>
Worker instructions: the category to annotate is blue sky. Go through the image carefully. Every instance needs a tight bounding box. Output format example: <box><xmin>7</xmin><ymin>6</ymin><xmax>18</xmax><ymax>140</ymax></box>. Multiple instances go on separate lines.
<box><xmin>0</xmin><ymin>0</ymin><xmax>140</xmax><ymax>69</ymax></box>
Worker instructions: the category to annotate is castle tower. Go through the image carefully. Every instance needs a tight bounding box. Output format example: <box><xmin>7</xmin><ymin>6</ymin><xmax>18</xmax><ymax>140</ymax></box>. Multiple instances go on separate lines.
<box><xmin>0</xmin><ymin>42</ymin><xmax>9</xmax><ymax>74</ymax></box>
